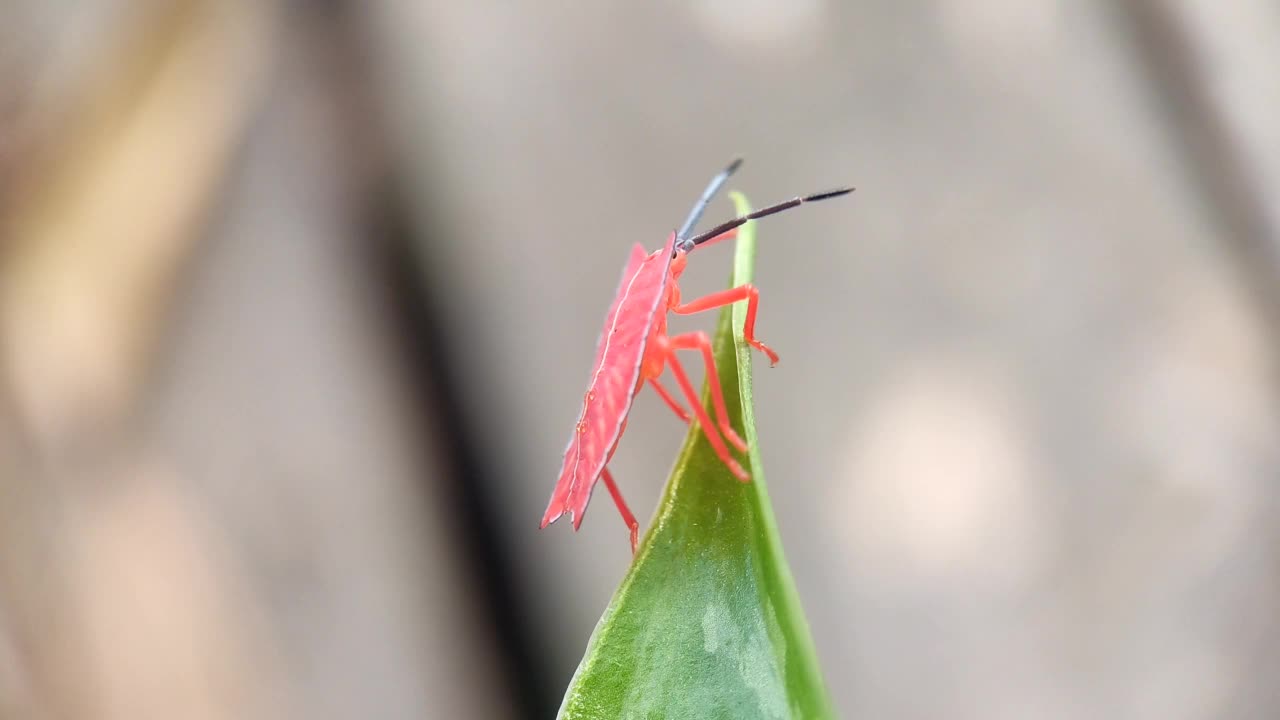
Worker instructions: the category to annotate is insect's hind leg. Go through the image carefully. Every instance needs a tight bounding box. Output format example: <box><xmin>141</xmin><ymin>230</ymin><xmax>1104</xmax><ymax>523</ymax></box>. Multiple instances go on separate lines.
<box><xmin>600</xmin><ymin>467</ymin><xmax>639</xmax><ymax>553</ymax></box>
<box><xmin>666</xmin><ymin>331</ymin><xmax>748</xmax><ymax>454</ymax></box>
<box><xmin>660</xmin><ymin>340</ymin><xmax>750</xmax><ymax>482</ymax></box>
<box><xmin>671</xmin><ymin>284</ymin><xmax>779</xmax><ymax>366</ymax></box>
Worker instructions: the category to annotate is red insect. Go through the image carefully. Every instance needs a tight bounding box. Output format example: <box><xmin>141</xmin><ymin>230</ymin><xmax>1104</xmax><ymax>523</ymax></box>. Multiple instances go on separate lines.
<box><xmin>540</xmin><ymin>159</ymin><xmax>852</xmax><ymax>552</ymax></box>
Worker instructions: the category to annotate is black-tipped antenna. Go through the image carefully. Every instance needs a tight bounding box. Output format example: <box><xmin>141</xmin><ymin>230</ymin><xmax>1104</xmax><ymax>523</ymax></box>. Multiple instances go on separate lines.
<box><xmin>685</xmin><ymin>186</ymin><xmax>854</xmax><ymax>249</ymax></box>
<box><xmin>676</xmin><ymin>157</ymin><xmax>744</xmax><ymax>241</ymax></box>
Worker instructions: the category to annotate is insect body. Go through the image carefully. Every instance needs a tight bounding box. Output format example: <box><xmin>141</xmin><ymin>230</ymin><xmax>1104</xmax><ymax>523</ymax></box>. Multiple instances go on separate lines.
<box><xmin>540</xmin><ymin>159</ymin><xmax>852</xmax><ymax>552</ymax></box>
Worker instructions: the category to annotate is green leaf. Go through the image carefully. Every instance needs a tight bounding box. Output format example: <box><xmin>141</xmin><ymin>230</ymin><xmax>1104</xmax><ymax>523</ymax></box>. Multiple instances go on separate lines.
<box><xmin>557</xmin><ymin>192</ymin><xmax>835</xmax><ymax>719</ymax></box>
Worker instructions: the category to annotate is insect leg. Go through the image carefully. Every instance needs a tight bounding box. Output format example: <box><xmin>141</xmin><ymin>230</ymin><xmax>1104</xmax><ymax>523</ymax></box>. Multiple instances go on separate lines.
<box><xmin>600</xmin><ymin>467</ymin><xmax>639</xmax><ymax>553</ymax></box>
<box><xmin>667</xmin><ymin>331</ymin><xmax>748</xmax><ymax>453</ymax></box>
<box><xmin>671</xmin><ymin>285</ymin><xmax>780</xmax><ymax>366</ymax></box>
<box><xmin>649</xmin><ymin>376</ymin><xmax>692</xmax><ymax>423</ymax></box>
<box><xmin>662</xmin><ymin>342</ymin><xmax>750</xmax><ymax>482</ymax></box>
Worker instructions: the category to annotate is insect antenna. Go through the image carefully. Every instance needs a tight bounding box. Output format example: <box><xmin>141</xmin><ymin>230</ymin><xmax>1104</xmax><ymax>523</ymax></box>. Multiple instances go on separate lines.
<box><xmin>676</xmin><ymin>157</ymin><xmax>744</xmax><ymax>241</ymax></box>
<box><xmin>686</xmin><ymin>186</ymin><xmax>854</xmax><ymax>250</ymax></box>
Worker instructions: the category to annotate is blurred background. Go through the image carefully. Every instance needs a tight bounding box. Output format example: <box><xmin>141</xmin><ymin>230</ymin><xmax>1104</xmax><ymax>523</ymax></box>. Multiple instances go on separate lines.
<box><xmin>2</xmin><ymin>1</ymin><xmax>1278</xmax><ymax>718</ymax></box>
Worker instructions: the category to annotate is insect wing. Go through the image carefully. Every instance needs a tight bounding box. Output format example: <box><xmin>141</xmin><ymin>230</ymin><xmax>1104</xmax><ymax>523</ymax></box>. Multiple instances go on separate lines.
<box><xmin>542</xmin><ymin>234</ymin><xmax>677</xmax><ymax>530</ymax></box>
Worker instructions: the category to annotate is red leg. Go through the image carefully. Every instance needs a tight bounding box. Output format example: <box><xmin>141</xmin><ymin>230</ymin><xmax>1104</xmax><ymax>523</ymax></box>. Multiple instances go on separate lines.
<box><xmin>600</xmin><ymin>467</ymin><xmax>638</xmax><ymax>553</ymax></box>
<box><xmin>667</xmin><ymin>331</ymin><xmax>747</xmax><ymax>453</ymax></box>
<box><xmin>649</xmin><ymin>376</ymin><xmax>691</xmax><ymax>423</ymax></box>
<box><xmin>671</xmin><ymin>284</ymin><xmax>779</xmax><ymax>366</ymax></box>
<box><xmin>661</xmin><ymin>342</ymin><xmax>750</xmax><ymax>482</ymax></box>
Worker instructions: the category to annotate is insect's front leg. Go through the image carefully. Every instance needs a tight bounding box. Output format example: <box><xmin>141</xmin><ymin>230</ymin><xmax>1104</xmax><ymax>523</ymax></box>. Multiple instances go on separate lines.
<box><xmin>670</xmin><ymin>284</ymin><xmax>779</xmax><ymax>366</ymax></box>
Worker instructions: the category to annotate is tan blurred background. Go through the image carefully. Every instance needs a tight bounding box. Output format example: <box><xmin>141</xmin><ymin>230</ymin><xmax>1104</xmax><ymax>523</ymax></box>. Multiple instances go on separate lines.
<box><xmin>2</xmin><ymin>1</ymin><xmax>1279</xmax><ymax>718</ymax></box>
